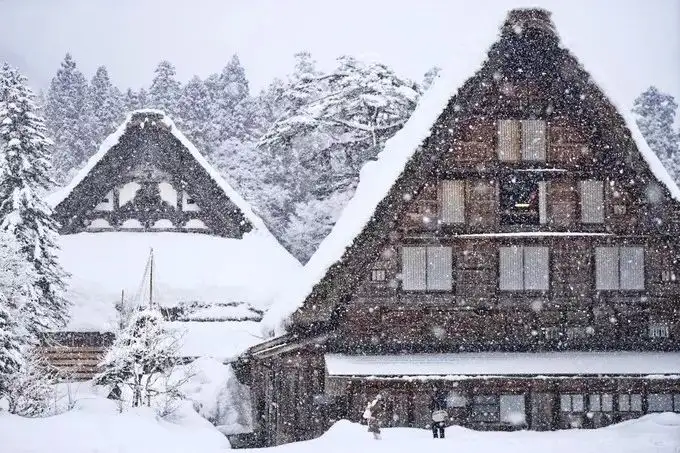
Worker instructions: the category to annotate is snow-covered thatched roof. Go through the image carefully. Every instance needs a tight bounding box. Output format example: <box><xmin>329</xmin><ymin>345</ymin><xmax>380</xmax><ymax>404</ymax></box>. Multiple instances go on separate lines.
<box><xmin>47</xmin><ymin>109</ymin><xmax>270</xmax><ymax>233</ymax></box>
<box><xmin>262</xmin><ymin>8</ymin><xmax>680</xmax><ymax>336</ymax></box>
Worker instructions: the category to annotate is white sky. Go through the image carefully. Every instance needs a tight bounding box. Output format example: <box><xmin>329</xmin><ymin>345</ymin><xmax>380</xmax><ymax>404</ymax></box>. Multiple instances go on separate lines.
<box><xmin>1</xmin><ymin>0</ymin><xmax>678</xmax><ymax>113</ymax></box>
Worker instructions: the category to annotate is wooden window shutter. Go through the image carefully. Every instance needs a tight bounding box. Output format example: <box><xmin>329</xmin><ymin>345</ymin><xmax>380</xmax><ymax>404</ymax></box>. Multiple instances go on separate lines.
<box><xmin>580</xmin><ymin>180</ymin><xmax>604</xmax><ymax>223</ymax></box>
<box><xmin>524</xmin><ymin>246</ymin><xmax>549</xmax><ymax>290</ymax></box>
<box><xmin>402</xmin><ymin>246</ymin><xmax>427</xmax><ymax>290</ymax></box>
<box><xmin>426</xmin><ymin>246</ymin><xmax>453</xmax><ymax>291</ymax></box>
<box><xmin>441</xmin><ymin>180</ymin><xmax>465</xmax><ymax>224</ymax></box>
<box><xmin>538</xmin><ymin>181</ymin><xmax>548</xmax><ymax>224</ymax></box>
<box><xmin>620</xmin><ymin>247</ymin><xmax>645</xmax><ymax>290</ymax></box>
<box><xmin>521</xmin><ymin>120</ymin><xmax>546</xmax><ymax>161</ymax></box>
<box><xmin>500</xmin><ymin>246</ymin><xmax>523</xmax><ymax>290</ymax></box>
<box><xmin>595</xmin><ymin>247</ymin><xmax>619</xmax><ymax>290</ymax></box>
<box><xmin>498</xmin><ymin>120</ymin><xmax>520</xmax><ymax>161</ymax></box>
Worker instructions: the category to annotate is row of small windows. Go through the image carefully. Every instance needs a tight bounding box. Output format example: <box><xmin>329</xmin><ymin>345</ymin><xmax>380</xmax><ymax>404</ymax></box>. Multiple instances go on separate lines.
<box><xmin>441</xmin><ymin>178</ymin><xmax>605</xmax><ymax>225</ymax></box>
<box><xmin>463</xmin><ymin>393</ymin><xmax>680</xmax><ymax>424</ymax></box>
<box><xmin>400</xmin><ymin>245</ymin><xmax>645</xmax><ymax>292</ymax></box>
<box><xmin>560</xmin><ymin>393</ymin><xmax>680</xmax><ymax>414</ymax></box>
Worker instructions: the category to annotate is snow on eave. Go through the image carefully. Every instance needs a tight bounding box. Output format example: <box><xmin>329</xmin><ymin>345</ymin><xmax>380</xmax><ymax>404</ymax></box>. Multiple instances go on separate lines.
<box><xmin>45</xmin><ymin>109</ymin><xmax>272</xmax><ymax>235</ymax></box>
<box><xmin>261</xmin><ymin>50</ymin><xmax>491</xmax><ymax>336</ymax></box>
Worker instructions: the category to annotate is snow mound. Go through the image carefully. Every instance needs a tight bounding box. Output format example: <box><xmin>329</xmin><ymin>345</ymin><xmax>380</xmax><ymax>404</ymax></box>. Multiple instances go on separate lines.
<box><xmin>0</xmin><ymin>395</ymin><xmax>230</xmax><ymax>453</ymax></box>
<box><xmin>255</xmin><ymin>416</ymin><xmax>680</xmax><ymax>453</ymax></box>
<box><xmin>176</xmin><ymin>357</ymin><xmax>252</xmax><ymax>435</ymax></box>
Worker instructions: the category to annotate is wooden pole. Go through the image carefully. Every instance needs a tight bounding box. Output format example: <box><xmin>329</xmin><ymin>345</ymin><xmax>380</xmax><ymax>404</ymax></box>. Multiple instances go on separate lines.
<box><xmin>149</xmin><ymin>248</ymin><xmax>154</xmax><ymax>309</ymax></box>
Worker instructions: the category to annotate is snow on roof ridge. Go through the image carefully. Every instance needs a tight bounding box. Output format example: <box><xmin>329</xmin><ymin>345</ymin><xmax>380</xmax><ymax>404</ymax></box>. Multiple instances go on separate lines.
<box><xmin>46</xmin><ymin>109</ymin><xmax>271</xmax><ymax>234</ymax></box>
<box><xmin>261</xmin><ymin>9</ymin><xmax>680</xmax><ymax>336</ymax></box>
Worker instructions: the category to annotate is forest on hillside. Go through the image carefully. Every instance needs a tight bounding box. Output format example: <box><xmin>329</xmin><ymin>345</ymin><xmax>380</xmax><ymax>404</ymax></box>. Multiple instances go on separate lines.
<box><xmin>39</xmin><ymin>53</ymin><xmax>680</xmax><ymax>262</ymax></box>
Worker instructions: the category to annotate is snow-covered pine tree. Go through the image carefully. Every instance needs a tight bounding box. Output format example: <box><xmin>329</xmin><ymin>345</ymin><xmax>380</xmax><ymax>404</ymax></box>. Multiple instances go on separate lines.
<box><xmin>44</xmin><ymin>53</ymin><xmax>94</xmax><ymax>184</ymax></box>
<box><xmin>94</xmin><ymin>307</ymin><xmax>181</xmax><ymax>408</ymax></box>
<box><xmin>88</xmin><ymin>66</ymin><xmax>124</xmax><ymax>145</ymax></box>
<box><xmin>3</xmin><ymin>351</ymin><xmax>54</xmax><ymax>416</ymax></box>
<box><xmin>0</xmin><ymin>299</ymin><xmax>23</xmax><ymax>397</ymax></box>
<box><xmin>259</xmin><ymin>55</ymin><xmax>420</xmax><ymax>261</ymax></box>
<box><xmin>148</xmin><ymin>61</ymin><xmax>180</xmax><ymax>117</ymax></box>
<box><xmin>633</xmin><ymin>86</ymin><xmax>680</xmax><ymax>183</ymax></box>
<box><xmin>206</xmin><ymin>55</ymin><xmax>250</xmax><ymax>143</ymax></box>
<box><xmin>176</xmin><ymin>76</ymin><xmax>213</xmax><ymax>154</ymax></box>
<box><xmin>0</xmin><ymin>63</ymin><xmax>70</xmax><ymax>338</ymax></box>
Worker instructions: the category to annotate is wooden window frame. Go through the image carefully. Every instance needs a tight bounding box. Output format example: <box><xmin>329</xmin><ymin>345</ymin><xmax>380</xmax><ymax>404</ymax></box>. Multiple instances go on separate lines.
<box><xmin>371</xmin><ymin>269</ymin><xmax>387</xmax><ymax>282</ymax></box>
<box><xmin>497</xmin><ymin>119</ymin><xmax>547</xmax><ymax>162</ymax></box>
<box><xmin>647</xmin><ymin>393</ymin><xmax>680</xmax><ymax>413</ymax></box>
<box><xmin>560</xmin><ymin>394</ymin><xmax>585</xmax><ymax>413</ymax></box>
<box><xmin>588</xmin><ymin>394</ymin><xmax>613</xmax><ymax>412</ymax></box>
<box><xmin>500</xmin><ymin>174</ymin><xmax>547</xmax><ymax>225</ymax></box>
<box><xmin>401</xmin><ymin>246</ymin><xmax>453</xmax><ymax>292</ymax></box>
<box><xmin>595</xmin><ymin>246</ymin><xmax>645</xmax><ymax>291</ymax></box>
<box><xmin>499</xmin><ymin>246</ymin><xmax>550</xmax><ymax>291</ymax></box>
<box><xmin>617</xmin><ymin>394</ymin><xmax>643</xmax><ymax>412</ymax></box>
<box><xmin>648</xmin><ymin>321</ymin><xmax>670</xmax><ymax>339</ymax></box>
<box><xmin>470</xmin><ymin>395</ymin><xmax>500</xmax><ymax>423</ymax></box>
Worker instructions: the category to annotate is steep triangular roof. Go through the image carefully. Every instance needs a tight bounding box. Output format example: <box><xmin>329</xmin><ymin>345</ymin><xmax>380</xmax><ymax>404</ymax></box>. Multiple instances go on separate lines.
<box><xmin>262</xmin><ymin>8</ymin><xmax>680</xmax><ymax>336</ymax></box>
<box><xmin>48</xmin><ymin>109</ymin><xmax>269</xmax><ymax>238</ymax></box>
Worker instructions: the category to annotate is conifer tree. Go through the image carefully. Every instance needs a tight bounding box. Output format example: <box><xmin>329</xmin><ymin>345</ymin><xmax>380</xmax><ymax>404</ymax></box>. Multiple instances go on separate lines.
<box><xmin>0</xmin><ymin>301</ymin><xmax>22</xmax><ymax>396</ymax></box>
<box><xmin>148</xmin><ymin>61</ymin><xmax>180</xmax><ymax>116</ymax></box>
<box><xmin>258</xmin><ymin>54</ymin><xmax>420</xmax><ymax>260</ymax></box>
<box><xmin>176</xmin><ymin>76</ymin><xmax>213</xmax><ymax>154</ymax></box>
<box><xmin>45</xmin><ymin>53</ymin><xmax>93</xmax><ymax>183</ymax></box>
<box><xmin>88</xmin><ymin>66</ymin><xmax>124</xmax><ymax>144</ymax></box>
<box><xmin>0</xmin><ymin>63</ymin><xmax>69</xmax><ymax>337</ymax></box>
<box><xmin>633</xmin><ymin>87</ymin><xmax>680</xmax><ymax>183</ymax></box>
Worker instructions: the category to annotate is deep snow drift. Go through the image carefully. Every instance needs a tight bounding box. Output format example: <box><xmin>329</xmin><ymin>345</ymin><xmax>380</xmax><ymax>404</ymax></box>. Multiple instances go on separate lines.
<box><xmin>252</xmin><ymin>416</ymin><xmax>680</xmax><ymax>453</ymax></box>
<box><xmin>2</xmin><ymin>410</ymin><xmax>679</xmax><ymax>453</ymax></box>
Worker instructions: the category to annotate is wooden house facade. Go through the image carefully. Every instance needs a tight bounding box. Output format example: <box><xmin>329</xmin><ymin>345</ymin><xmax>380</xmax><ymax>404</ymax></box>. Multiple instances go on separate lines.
<box><xmin>237</xmin><ymin>9</ymin><xmax>680</xmax><ymax>446</ymax></box>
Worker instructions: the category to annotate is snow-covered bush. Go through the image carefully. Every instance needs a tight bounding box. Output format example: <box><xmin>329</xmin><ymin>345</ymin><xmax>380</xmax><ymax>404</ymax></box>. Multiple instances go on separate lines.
<box><xmin>3</xmin><ymin>352</ymin><xmax>55</xmax><ymax>417</ymax></box>
<box><xmin>94</xmin><ymin>307</ymin><xmax>185</xmax><ymax>409</ymax></box>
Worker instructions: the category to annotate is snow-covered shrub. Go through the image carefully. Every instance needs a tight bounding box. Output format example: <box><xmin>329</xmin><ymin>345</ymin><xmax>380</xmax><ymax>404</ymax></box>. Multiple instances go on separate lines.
<box><xmin>94</xmin><ymin>307</ymin><xmax>185</xmax><ymax>409</ymax></box>
<box><xmin>3</xmin><ymin>352</ymin><xmax>55</xmax><ymax>417</ymax></box>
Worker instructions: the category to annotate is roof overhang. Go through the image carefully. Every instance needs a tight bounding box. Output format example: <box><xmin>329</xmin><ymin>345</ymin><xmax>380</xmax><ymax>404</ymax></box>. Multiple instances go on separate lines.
<box><xmin>325</xmin><ymin>352</ymin><xmax>680</xmax><ymax>379</ymax></box>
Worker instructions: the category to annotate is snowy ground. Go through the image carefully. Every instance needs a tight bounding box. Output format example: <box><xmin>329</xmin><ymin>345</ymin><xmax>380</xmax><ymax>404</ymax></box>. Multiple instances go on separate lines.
<box><xmin>2</xmin><ymin>407</ymin><xmax>679</xmax><ymax>453</ymax></box>
<box><xmin>251</xmin><ymin>417</ymin><xmax>680</xmax><ymax>453</ymax></box>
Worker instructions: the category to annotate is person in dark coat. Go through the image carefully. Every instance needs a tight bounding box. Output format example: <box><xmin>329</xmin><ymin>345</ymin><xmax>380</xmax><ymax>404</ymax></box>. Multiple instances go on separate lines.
<box><xmin>429</xmin><ymin>392</ymin><xmax>448</xmax><ymax>439</ymax></box>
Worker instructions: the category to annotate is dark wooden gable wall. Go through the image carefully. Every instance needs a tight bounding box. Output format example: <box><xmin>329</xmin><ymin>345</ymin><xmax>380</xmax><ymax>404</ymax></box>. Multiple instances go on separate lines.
<box><xmin>286</xmin><ymin>10</ymin><xmax>680</xmax><ymax>335</ymax></box>
<box><xmin>53</xmin><ymin>112</ymin><xmax>253</xmax><ymax>238</ymax></box>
